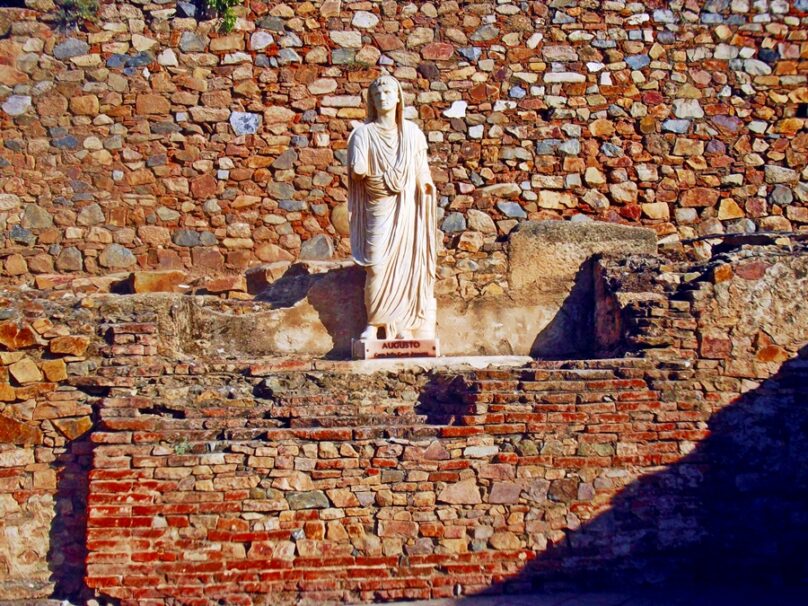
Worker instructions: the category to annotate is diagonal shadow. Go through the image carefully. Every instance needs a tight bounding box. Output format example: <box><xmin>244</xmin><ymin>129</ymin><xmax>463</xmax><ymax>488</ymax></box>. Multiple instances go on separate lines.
<box><xmin>459</xmin><ymin>345</ymin><xmax>808</xmax><ymax>599</ymax></box>
<box><xmin>253</xmin><ymin>263</ymin><xmax>367</xmax><ymax>359</ymax></box>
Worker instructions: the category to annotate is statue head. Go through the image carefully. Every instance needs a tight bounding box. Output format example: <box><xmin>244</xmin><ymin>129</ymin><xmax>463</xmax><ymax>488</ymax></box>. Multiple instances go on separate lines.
<box><xmin>366</xmin><ymin>75</ymin><xmax>405</xmax><ymax>128</ymax></box>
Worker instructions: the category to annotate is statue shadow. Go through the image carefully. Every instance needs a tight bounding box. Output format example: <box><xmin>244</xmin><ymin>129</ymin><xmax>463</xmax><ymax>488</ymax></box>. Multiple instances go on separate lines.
<box><xmin>252</xmin><ymin>263</ymin><xmax>367</xmax><ymax>359</ymax></box>
<box><xmin>456</xmin><ymin>345</ymin><xmax>808</xmax><ymax>600</ymax></box>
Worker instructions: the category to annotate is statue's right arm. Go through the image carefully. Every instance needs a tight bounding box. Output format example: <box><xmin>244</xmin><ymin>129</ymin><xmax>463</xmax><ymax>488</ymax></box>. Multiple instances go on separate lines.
<box><xmin>348</xmin><ymin>127</ymin><xmax>368</xmax><ymax>179</ymax></box>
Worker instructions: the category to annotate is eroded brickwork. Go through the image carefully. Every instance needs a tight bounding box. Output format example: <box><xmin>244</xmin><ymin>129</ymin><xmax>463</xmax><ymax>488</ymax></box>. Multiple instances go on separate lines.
<box><xmin>1</xmin><ymin>239</ymin><xmax>807</xmax><ymax>604</ymax></box>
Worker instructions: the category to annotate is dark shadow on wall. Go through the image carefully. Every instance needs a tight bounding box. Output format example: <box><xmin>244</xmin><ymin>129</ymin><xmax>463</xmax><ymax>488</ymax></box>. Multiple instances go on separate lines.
<box><xmin>47</xmin><ymin>432</ymin><xmax>93</xmax><ymax>602</ymax></box>
<box><xmin>47</xmin><ymin>387</ymin><xmax>117</xmax><ymax>605</ymax></box>
<box><xmin>530</xmin><ymin>260</ymin><xmax>597</xmax><ymax>359</ymax></box>
<box><xmin>253</xmin><ymin>263</ymin><xmax>367</xmax><ymax>359</ymax></box>
<box><xmin>459</xmin><ymin>346</ymin><xmax>808</xmax><ymax>600</ymax></box>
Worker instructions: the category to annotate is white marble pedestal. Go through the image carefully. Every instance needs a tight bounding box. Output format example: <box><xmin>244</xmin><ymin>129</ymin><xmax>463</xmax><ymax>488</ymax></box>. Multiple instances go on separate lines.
<box><xmin>352</xmin><ymin>338</ymin><xmax>440</xmax><ymax>360</ymax></box>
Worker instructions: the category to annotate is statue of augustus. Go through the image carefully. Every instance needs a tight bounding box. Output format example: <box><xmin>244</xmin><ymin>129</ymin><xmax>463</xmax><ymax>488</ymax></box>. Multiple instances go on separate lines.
<box><xmin>347</xmin><ymin>75</ymin><xmax>437</xmax><ymax>342</ymax></box>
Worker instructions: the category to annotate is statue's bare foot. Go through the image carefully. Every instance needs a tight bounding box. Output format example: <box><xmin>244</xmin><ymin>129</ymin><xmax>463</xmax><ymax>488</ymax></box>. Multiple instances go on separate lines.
<box><xmin>360</xmin><ymin>325</ymin><xmax>377</xmax><ymax>340</ymax></box>
<box><xmin>397</xmin><ymin>330</ymin><xmax>414</xmax><ymax>340</ymax></box>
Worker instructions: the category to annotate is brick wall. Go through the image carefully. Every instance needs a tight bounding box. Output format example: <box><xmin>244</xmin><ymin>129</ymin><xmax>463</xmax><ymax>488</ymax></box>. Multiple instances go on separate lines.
<box><xmin>1</xmin><ymin>1</ymin><xmax>808</xmax><ymax>293</ymax></box>
<box><xmin>1</xmin><ymin>239</ymin><xmax>807</xmax><ymax>602</ymax></box>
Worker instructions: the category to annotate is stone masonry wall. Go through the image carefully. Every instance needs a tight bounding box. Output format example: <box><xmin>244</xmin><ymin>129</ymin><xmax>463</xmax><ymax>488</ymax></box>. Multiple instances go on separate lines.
<box><xmin>1</xmin><ymin>1</ymin><xmax>808</xmax><ymax>292</ymax></box>
<box><xmin>1</xmin><ymin>244</ymin><xmax>806</xmax><ymax>602</ymax></box>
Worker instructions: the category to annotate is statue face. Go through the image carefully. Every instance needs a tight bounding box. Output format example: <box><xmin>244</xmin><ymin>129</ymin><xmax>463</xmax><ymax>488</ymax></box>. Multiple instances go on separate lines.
<box><xmin>370</xmin><ymin>79</ymin><xmax>399</xmax><ymax>113</ymax></box>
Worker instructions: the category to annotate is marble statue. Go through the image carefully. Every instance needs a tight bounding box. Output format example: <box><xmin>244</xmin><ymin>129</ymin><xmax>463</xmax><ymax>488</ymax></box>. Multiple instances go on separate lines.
<box><xmin>347</xmin><ymin>75</ymin><xmax>438</xmax><ymax>344</ymax></box>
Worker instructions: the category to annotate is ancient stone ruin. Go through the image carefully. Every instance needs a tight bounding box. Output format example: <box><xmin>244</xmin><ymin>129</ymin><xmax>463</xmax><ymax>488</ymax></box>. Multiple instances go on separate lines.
<box><xmin>1</xmin><ymin>1</ymin><xmax>807</xmax><ymax>605</ymax></box>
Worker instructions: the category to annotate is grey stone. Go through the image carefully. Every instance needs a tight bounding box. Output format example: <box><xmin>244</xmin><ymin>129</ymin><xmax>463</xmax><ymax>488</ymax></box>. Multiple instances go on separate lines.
<box><xmin>592</xmin><ymin>38</ymin><xmax>616</xmax><ymax>49</ymax></box>
<box><xmin>53</xmin><ymin>38</ymin><xmax>89</xmax><ymax>60</ymax></box>
<box><xmin>156</xmin><ymin>206</ymin><xmax>180</xmax><ymax>221</ymax></box>
<box><xmin>179</xmin><ymin>32</ymin><xmax>207</xmax><ymax>53</ymax></box>
<box><xmin>499</xmin><ymin>147</ymin><xmax>531</xmax><ymax>161</ymax></box>
<box><xmin>543</xmin><ymin>45</ymin><xmax>578</xmax><ymax>61</ymax></box>
<box><xmin>77</xmin><ymin>203</ymin><xmax>105</xmax><ymax>226</ymax></box>
<box><xmin>53</xmin><ymin>134</ymin><xmax>79</xmax><ymax>149</ymax></box>
<box><xmin>701</xmin><ymin>13</ymin><xmax>724</xmax><ymax>24</ymax></box>
<box><xmin>257</xmin><ymin>16</ymin><xmax>285</xmax><ymax>31</ymax></box>
<box><xmin>497</xmin><ymin>201</ymin><xmax>527</xmax><ymax>219</ymax></box>
<box><xmin>127</xmin><ymin>52</ymin><xmax>153</xmax><ymax>68</ymax></box>
<box><xmin>277</xmin><ymin>49</ymin><xmax>302</xmax><ymax>64</ymax></box>
<box><xmin>769</xmin><ymin>185</ymin><xmax>793</xmax><ymax>206</ymax></box>
<box><xmin>56</xmin><ymin>246</ymin><xmax>82</xmax><ymax>271</ymax></box>
<box><xmin>21</xmin><ymin>205</ymin><xmax>53</xmax><ymax>229</ymax></box>
<box><xmin>2</xmin><ymin>95</ymin><xmax>31</xmax><ymax>117</ymax></box>
<box><xmin>442</xmin><ymin>212</ymin><xmax>466</xmax><ymax>233</ymax></box>
<box><xmin>711</xmin><ymin>115</ymin><xmax>742</xmax><ymax>133</ymax></box>
<box><xmin>251</xmin><ymin>32</ymin><xmax>274</xmax><ymax>51</ymax></box>
<box><xmin>151</xmin><ymin>122</ymin><xmax>180</xmax><ymax>135</ymax></box>
<box><xmin>299</xmin><ymin>234</ymin><xmax>333</xmax><ymax>260</ymax></box>
<box><xmin>657</xmin><ymin>31</ymin><xmax>676</xmax><ymax>44</ymax></box>
<box><xmin>744</xmin><ymin>59</ymin><xmax>772</xmax><ymax>76</ymax></box>
<box><xmin>458</xmin><ymin>47</ymin><xmax>481</xmax><ymax>62</ymax></box>
<box><xmin>230</xmin><ymin>112</ymin><xmax>262</xmax><ymax>136</ymax></box>
<box><xmin>470</xmin><ymin>25</ymin><xmax>499</xmax><ymax>42</ymax></box>
<box><xmin>509</xmin><ymin>86</ymin><xmax>526</xmax><ymax>99</ymax></box>
<box><xmin>332</xmin><ymin>49</ymin><xmax>356</xmax><ymax>64</ymax></box>
<box><xmin>177</xmin><ymin>1</ymin><xmax>196</xmax><ymax>17</ymax></box>
<box><xmin>456</xmin><ymin>259</ymin><xmax>479</xmax><ymax>271</ymax></box>
<box><xmin>583</xmin><ymin>190</ymin><xmax>610</xmax><ymax>210</ymax></box>
<box><xmin>106</xmin><ymin>54</ymin><xmax>127</xmax><ymax>69</ymax></box>
<box><xmin>173</xmin><ymin>229</ymin><xmax>202</xmax><ymax>247</ymax></box>
<box><xmin>553</xmin><ymin>11</ymin><xmax>574</xmax><ymax>24</ymax></box>
<box><xmin>279</xmin><ymin>199</ymin><xmax>307</xmax><ymax>212</ymax></box>
<box><xmin>286</xmin><ymin>490</ymin><xmax>329</xmax><ymax>509</ymax></box>
<box><xmin>467</xmin><ymin>209</ymin><xmax>496</xmax><ymax>234</ymax></box>
<box><xmin>203</xmin><ymin>200</ymin><xmax>221</xmax><ymax>214</ymax></box>
<box><xmin>0</xmin><ymin>194</ymin><xmax>19</xmax><ymax>212</ymax></box>
<box><xmin>381</xmin><ymin>470</ymin><xmax>405</xmax><ymax>483</ymax></box>
<box><xmin>704</xmin><ymin>0</ymin><xmax>729</xmax><ymax>11</ymax></box>
<box><xmin>10</xmin><ymin>225</ymin><xmax>35</xmax><ymax>246</ymax></box>
<box><xmin>673</xmin><ymin>99</ymin><xmax>704</xmax><ymax>119</ymax></box>
<box><xmin>558</xmin><ymin>139</ymin><xmax>580</xmax><ymax>156</ymax></box>
<box><xmin>625</xmin><ymin>54</ymin><xmax>650</xmax><ymax>70</ymax></box>
<box><xmin>653</xmin><ymin>9</ymin><xmax>677</xmax><ymax>22</ymax></box>
<box><xmin>272</xmin><ymin>149</ymin><xmax>298</xmax><ymax>170</ymax></box>
<box><xmin>726</xmin><ymin>218</ymin><xmax>756</xmax><ymax>234</ymax></box>
<box><xmin>99</xmin><ymin>244</ymin><xmax>136</xmax><ymax>269</ymax></box>
<box><xmin>764</xmin><ymin>165</ymin><xmax>798</xmax><ymax>185</ymax></box>
<box><xmin>200</xmin><ymin>232</ymin><xmax>217</xmax><ymax>246</ymax></box>
<box><xmin>535</xmin><ymin>139</ymin><xmax>561</xmax><ymax>155</ymax></box>
<box><xmin>600</xmin><ymin>143</ymin><xmax>623</xmax><ymax>158</ymax></box>
<box><xmin>268</xmin><ymin>182</ymin><xmax>296</xmax><ymax>199</ymax></box>
<box><xmin>662</xmin><ymin>119</ymin><xmax>691</xmax><ymax>134</ymax></box>
<box><xmin>147</xmin><ymin>154</ymin><xmax>167</xmax><ymax>167</ymax></box>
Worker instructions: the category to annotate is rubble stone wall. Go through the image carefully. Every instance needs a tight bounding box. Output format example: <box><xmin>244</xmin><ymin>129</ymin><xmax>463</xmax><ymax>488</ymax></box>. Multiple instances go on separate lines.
<box><xmin>1</xmin><ymin>1</ymin><xmax>808</xmax><ymax>298</ymax></box>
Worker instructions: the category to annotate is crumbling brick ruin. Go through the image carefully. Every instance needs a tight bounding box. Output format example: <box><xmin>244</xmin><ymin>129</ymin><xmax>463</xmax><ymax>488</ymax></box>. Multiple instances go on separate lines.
<box><xmin>1</xmin><ymin>1</ymin><xmax>807</xmax><ymax>604</ymax></box>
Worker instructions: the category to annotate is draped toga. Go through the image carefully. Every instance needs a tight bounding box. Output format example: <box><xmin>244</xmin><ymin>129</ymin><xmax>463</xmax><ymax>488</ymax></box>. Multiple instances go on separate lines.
<box><xmin>347</xmin><ymin>119</ymin><xmax>436</xmax><ymax>338</ymax></box>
